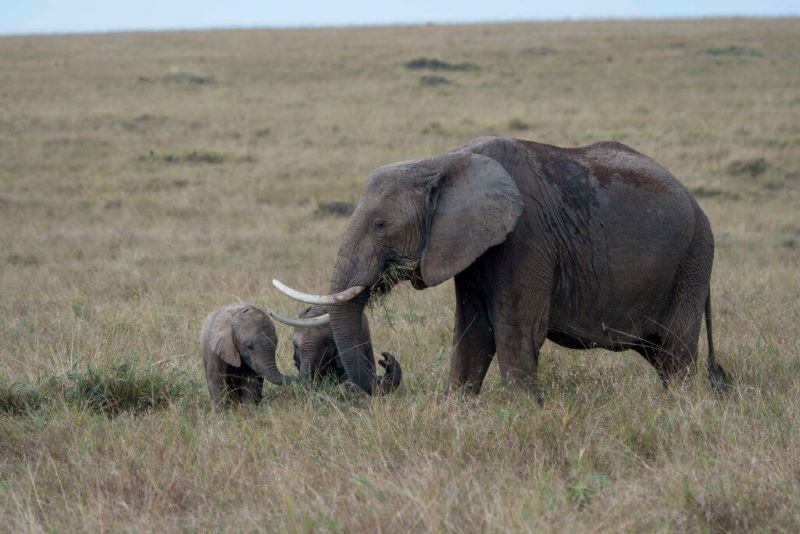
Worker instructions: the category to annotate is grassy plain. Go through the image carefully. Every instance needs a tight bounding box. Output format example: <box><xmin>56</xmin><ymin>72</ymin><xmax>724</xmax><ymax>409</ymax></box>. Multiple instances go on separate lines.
<box><xmin>1</xmin><ymin>17</ymin><xmax>799</xmax><ymax>531</ymax></box>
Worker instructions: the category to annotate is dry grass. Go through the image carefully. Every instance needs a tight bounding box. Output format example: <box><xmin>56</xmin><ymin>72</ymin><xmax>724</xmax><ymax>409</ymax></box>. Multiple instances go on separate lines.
<box><xmin>1</xmin><ymin>18</ymin><xmax>799</xmax><ymax>532</ymax></box>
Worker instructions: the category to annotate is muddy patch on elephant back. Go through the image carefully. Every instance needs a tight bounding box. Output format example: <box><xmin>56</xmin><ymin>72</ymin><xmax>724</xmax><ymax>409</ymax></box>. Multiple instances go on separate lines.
<box><xmin>315</xmin><ymin>201</ymin><xmax>355</xmax><ymax>218</ymax></box>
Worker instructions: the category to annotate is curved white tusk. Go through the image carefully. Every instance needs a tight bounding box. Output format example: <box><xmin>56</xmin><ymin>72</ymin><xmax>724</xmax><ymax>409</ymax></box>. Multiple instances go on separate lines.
<box><xmin>272</xmin><ymin>279</ymin><xmax>365</xmax><ymax>305</ymax></box>
<box><xmin>267</xmin><ymin>309</ymin><xmax>331</xmax><ymax>327</ymax></box>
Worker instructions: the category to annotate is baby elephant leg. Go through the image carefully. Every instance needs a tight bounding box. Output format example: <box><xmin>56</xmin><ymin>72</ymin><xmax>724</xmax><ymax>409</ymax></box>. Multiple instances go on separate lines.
<box><xmin>238</xmin><ymin>372</ymin><xmax>264</xmax><ymax>405</ymax></box>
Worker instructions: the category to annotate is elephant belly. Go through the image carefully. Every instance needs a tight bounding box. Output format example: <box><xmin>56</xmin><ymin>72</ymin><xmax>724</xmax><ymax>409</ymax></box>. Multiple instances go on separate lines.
<box><xmin>544</xmin><ymin>192</ymin><xmax>692</xmax><ymax>349</ymax></box>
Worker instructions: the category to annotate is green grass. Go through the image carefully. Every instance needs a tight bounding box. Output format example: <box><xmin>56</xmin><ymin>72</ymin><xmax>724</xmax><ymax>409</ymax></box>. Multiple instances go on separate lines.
<box><xmin>0</xmin><ymin>17</ymin><xmax>799</xmax><ymax>532</ymax></box>
<box><xmin>0</xmin><ymin>358</ymin><xmax>201</xmax><ymax>416</ymax></box>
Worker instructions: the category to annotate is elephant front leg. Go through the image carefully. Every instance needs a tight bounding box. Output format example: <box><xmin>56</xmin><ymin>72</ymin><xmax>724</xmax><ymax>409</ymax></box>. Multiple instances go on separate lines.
<box><xmin>446</xmin><ymin>277</ymin><xmax>495</xmax><ymax>396</ymax></box>
<box><xmin>204</xmin><ymin>356</ymin><xmax>230</xmax><ymax>412</ymax></box>
<box><xmin>238</xmin><ymin>373</ymin><xmax>264</xmax><ymax>405</ymax></box>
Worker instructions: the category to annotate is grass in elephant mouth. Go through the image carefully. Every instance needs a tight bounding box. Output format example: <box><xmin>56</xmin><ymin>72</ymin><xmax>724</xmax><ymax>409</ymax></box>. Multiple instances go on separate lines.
<box><xmin>367</xmin><ymin>257</ymin><xmax>419</xmax><ymax>307</ymax></box>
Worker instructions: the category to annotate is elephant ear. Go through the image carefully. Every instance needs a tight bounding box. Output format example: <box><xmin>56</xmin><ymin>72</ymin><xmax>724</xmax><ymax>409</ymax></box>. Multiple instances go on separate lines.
<box><xmin>207</xmin><ymin>308</ymin><xmax>242</xmax><ymax>367</ymax></box>
<box><xmin>420</xmin><ymin>153</ymin><xmax>523</xmax><ymax>287</ymax></box>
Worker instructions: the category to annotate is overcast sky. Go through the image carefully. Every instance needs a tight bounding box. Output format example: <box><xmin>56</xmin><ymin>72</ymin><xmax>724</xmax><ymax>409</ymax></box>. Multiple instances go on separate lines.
<box><xmin>3</xmin><ymin>0</ymin><xmax>798</xmax><ymax>35</ymax></box>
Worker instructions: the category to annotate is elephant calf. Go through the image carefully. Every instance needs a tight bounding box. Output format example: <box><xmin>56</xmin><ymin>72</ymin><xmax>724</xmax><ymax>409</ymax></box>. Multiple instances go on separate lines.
<box><xmin>268</xmin><ymin>304</ymin><xmax>402</xmax><ymax>393</ymax></box>
<box><xmin>201</xmin><ymin>302</ymin><xmax>294</xmax><ymax>411</ymax></box>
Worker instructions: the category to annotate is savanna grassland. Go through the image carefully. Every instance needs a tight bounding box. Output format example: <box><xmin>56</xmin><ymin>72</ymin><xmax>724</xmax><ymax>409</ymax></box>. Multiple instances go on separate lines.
<box><xmin>1</xmin><ymin>18</ymin><xmax>799</xmax><ymax>532</ymax></box>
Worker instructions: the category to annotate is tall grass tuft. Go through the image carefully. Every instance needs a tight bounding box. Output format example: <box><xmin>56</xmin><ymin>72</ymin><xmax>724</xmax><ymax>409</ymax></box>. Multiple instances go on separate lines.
<box><xmin>0</xmin><ymin>358</ymin><xmax>202</xmax><ymax>416</ymax></box>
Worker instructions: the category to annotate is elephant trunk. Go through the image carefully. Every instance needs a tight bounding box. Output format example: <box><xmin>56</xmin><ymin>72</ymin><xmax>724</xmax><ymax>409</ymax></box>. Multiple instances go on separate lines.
<box><xmin>249</xmin><ymin>347</ymin><xmax>297</xmax><ymax>386</ymax></box>
<box><xmin>328</xmin><ymin>293</ymin><xmax>376</xmax><ymax>394</ymax></box>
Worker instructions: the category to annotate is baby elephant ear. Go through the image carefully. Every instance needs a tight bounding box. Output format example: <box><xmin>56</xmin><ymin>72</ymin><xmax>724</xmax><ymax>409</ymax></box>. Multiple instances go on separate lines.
<box><xmin>420</xmin><ymin>153</ymin><xmax>523</xmax><ymax>287</ymax></box>
<box><xmin>208</xmin><ymin>308</ymin><xmax>241</xmax><ymax>367</ymax></box>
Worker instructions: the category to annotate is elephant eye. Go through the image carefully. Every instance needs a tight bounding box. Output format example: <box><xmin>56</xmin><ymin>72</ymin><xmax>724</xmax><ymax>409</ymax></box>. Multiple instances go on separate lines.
<box><xmin>246</xmin><ymin>343</ymin><xmax>254</xmax><ymax>351</ymax></box>
<box><xmin>373</xmin><ymin>219</ymin><xmax>386</xmax><ymax>232</ymax></box>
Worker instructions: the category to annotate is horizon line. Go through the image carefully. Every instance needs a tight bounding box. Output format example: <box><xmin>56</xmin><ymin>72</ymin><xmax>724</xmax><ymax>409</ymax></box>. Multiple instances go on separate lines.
<box><xmin>1</xmin><ymin>13</ymin><xmax>797</xmax><ymax>38</ymax></box>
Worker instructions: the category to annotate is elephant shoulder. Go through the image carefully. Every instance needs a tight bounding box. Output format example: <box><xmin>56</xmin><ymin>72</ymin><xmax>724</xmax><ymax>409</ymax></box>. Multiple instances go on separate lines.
<box><xmin>453</xmin><ymin>136</ymin><xmax>519</xmax><ymax>157</ymax></box>
<box><xmin>583</xmin><ymin>140</ymin><xmax>642</xmax><ymax>155</ymax></box>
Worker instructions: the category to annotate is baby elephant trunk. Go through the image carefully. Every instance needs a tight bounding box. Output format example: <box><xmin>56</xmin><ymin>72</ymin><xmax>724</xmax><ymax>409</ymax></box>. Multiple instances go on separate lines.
<box><xmin>248</xmin><ymin>346</ymin><xmax>297</xmax><ymax>386</ymax></box>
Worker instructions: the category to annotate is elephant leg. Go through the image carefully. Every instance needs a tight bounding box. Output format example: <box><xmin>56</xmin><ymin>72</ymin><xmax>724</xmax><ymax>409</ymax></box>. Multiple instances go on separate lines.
<box><xmin>490</xmin><ymin>281</ymin><xmax>549</xmax><ymax>399</ymax></box>
<box><xmin>662</xmin><ymin>299</ymin><xmax>703</xmax><ymax>386</ymax></box>
<box><xmin>239</xmin><ymin>373</ymin><xmax>264</xmax><ymax>405</ymax></box>
<box><xmin>493</xmin><ymin>318</ymin><xmax>546</xmax><ymax>400</ymax></box>
<box><xmin>490</xmin><ymin>253</ymin><xmax>551</xmax><ymax>399</ymax></box>
<box><xmin>205</xmin><ymin>357</ymin><xmax>231</xmax><ymax>412</ymax></box>
<box><xmin>637</xmin><ymin>293</ymin><xmax>704</xmax><ymax>388</ymax></box>
<box><xmin>446</xmin><ymin>274</ymin><xmax>495</xmax><ymax>395</ymax></box>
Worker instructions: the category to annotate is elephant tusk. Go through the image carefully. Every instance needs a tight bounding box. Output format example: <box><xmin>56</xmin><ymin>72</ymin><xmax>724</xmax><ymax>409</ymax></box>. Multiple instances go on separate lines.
<box><xmin>267</xmin><ymin>309</ymin><xmax>331</xmax><ymax>328</ymax></box>
<box><xmin>272</xmin><ymin>279</ymin><xmax>365</xmax><ymax>305</ymax></box>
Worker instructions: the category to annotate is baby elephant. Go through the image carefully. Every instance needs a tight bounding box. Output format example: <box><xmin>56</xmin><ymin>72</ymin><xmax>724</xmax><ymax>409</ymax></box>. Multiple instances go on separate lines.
<box><xmin>271</xmin><ymin>304</ymin><xmax>402</xmax><ymax>394</ymax></box>
<box><xmin>201</xmin><ymin>302</ymin><xmax>294</xmax><ymax>411</ymax></box>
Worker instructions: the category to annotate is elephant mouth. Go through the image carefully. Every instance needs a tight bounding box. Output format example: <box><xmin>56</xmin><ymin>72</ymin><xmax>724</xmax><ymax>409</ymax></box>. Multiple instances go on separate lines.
<box><xmin>368</xmin><ymin>256</ymin><xmax>419</xmax><ymax>306</ymax></box>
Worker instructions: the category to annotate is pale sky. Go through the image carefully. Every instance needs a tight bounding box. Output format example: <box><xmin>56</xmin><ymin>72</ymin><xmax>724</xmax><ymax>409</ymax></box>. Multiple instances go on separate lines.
<box><xmin>2</xmin><ymin>0</ymin><xmax>798</xmax><ymax>35</ymax></box>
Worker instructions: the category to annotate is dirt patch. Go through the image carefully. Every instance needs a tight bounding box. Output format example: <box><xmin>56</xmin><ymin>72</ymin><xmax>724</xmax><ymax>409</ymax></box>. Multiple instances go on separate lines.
<box><xmin>316</xmin><ymin>201</ymin><xmax>355</xmax><ymax>218</ymax></box>
<box><xmin>405</xmin><ymin>57</ymin><xmax>479</xmax><ymax>71</ymax></box>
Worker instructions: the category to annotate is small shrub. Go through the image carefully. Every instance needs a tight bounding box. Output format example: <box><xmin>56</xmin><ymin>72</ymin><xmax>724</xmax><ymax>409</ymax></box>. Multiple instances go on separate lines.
<box><xmin>419</xmin><ymin>75</ymin><xmax>452</xmax><ymax>87</ymax></box>
<box><xmin>0</xmin><ymin>382</ymin><xmax>44</xmax><ymax>415</ymax></box>
<box><xmin>162</xmin><ymin>71</ymin><xmax>214</xmax><ymax>84</ymax></box>
<box><xmin>139</xmin><ymin>150</ymin><xmax>240</xmax><ymax>165</ymax></box>
<box><xmin>55</xmin><ymin>360</ymin><xmax>190</xmax><ymax>415</ymax></box>
<box><xmin>727</xmin><ymin>157</ymin><xmax>768</xmax><ymax>177</ymax></box>
<box><xmin>0</xmin><ymin>359</ymin><xmax>201</xmax><ymax>417</ymax></box>
<box><xmin>700</xmin><ymin>46</ymin><xmax>763</xmax><ymax>57</ymax></box>
<box><xmin>689</xmin><ymin>186</ymin><xmax>740</xmax><ymax>200</ymax></box>
<box><xmin>507</xmin><ymin>118</ymin><xmax>531</xmax><ymax>131</ymax></box>
<box><xmin>421</xmin><ymin>121</ymin><xmax>446</xmax><ymax>135</ymax></box>
<box><xmin>182</xmin><ymin>150</ymin><xmax>226</xmax><ymax>164</ymax></box>
<box><xmin>404</xmin><ymin>57</ymin><xmax>479</xmax><ymax>71</ymax></box>
<box><xmin>521</xmin><ymin>46</ymin><xmax>558</xmax><ymax>56</ymax></box>
<box><xmin>315</xmin><ymin>201</ymin><xmax>355</xmax><ymax>218</ymax></box>
<box><xmin>6</xmin><ymin>253</ymin><xmax>39</xmax><ymax>266</ymax></box>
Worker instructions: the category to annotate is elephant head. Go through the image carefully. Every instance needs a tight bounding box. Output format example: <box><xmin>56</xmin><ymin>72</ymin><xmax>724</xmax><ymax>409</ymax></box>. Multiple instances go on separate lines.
<box><xmin>204</xmin><ymin>303</ymin><xmax>296</xmax><ymax>385</ymax></box>
<box><xmin>273</xmin><ymin>151</ymin><xmax>522</xmax><ymax>393</ymax></box>
<box><xmin>292</xmin><ymin>305</ymin><xmax>345</xmax><ymax>381</ymax></box>
<box><xmin>268</xmin><ymin>304</ymin><xmax>402</xmax><ymax>391</ymax></box>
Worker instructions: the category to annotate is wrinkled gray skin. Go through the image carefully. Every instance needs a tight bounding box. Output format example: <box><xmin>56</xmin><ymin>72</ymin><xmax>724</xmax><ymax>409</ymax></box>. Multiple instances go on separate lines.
<box><xmin>292</xmin><ymin>305</ymin><xmax>402</xmax><ymax>391</ymax></box>
<box><xmin>201</xmin><ymin>302</ymin><xmax>294</xmax><ymax>411</ymax></box>
<box><xmin>326</xmin><ymin>136</ymin><xmax>728</xmax><ymax>396</ymax></box>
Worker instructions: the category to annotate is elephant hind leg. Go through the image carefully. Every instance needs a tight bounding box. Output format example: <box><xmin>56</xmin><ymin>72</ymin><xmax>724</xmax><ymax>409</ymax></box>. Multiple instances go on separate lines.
<box><xmin>634</xmin><ymin>332</ymin><xmax>696</xmax><ymax>388</ymax></box>
<box><xmin>636</xmin><ymin>295</ymin><xmax>704</xmax><ymax>388</ymax></box>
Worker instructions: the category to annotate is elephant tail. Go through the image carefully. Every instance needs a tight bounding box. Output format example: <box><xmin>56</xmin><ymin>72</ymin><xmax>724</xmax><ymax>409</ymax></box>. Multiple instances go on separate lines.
<box><xmin>705</xmin><ymin>289</ymin><xmax>728</xmax><ymax>391</ymax></box>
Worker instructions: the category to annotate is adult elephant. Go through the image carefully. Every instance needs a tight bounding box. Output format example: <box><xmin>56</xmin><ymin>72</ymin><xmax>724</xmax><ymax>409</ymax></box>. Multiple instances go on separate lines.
<box><xmin>274</xmin><ymin>136</ymin><xmax>727</xmax><ymax>396</ymax></box>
